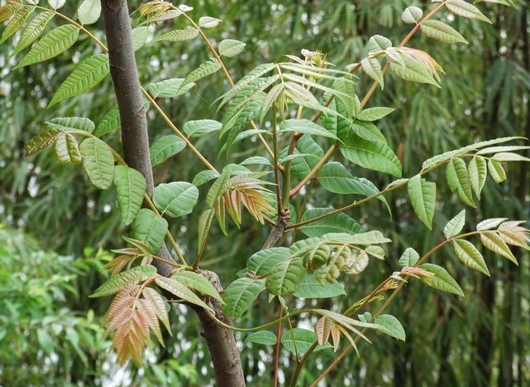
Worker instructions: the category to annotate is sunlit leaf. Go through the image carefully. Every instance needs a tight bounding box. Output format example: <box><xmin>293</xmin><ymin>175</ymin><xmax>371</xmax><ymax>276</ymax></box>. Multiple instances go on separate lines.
<box><xmin>0</xmin><ymin>5</ymin><xmax>34</xmax><ymax>45</ymax></box>
<box><xmin>219</xmin><ymin>39</ymin><xmax>246</xmax><ymax>57</ymax></box>
<box><xmin>153</xmin><ymin>26</ymin><xmax>199</xmax><ymax>42</ymax></box>
<box><xmin>401</xmin><ymin>6</ymin><xmax>422</xmax><ymax>24</ymax></box>
<box><xmin>445</xmin><ymin>0</ymin><xmax>491</xmax><ymax>23</ymax></box>
<box><xmin>480</xmin><ymin>231</ymin><xmax>518</xmax><ymax>264</ymax></box>
<box><xmin>446</xmin><ymin>158</ymin><xmax>475</xmax><ymax>207</ymax></box>
<box><xmin>468</xmin><ymin>156</ymin><xmax>487</xmax><ymax>197</ymax></box>
<box><xmin>487</xmin><ymin>159</ymin><xmax>507</xmax><ymax>183</ymax></box>
<box><xmin>199</xmin><ymin>16</ymin><xmax>222</xmax><ymax>28</ymax></box>
<box><xmin>77</xmin><ymin>0</ymin><xmax>101</xmax><ymax>25</ymax></box>
<box><xmin>373</xmin><ymin>315</ymin><xmax>406</xmax><ymax>341</ymax></box>
<box><xmin>183</xmin><ymin>119</ymin><xmax>222</xmax><ymax>137</ymax></box>
<box><xmin>172</xmin><ymin>271</ymin><xmax>222</xmax><ymax>301</ymax></box>
<box><xmin>148</xmin><ymin>78</ymin><xmax>195</xmax><ymax>98</ymax></box>
<box><xmin>25</xmin><ymin>127</ymin><xmax>63</xmax><ymax>156</ymax></box>
<box><xmin>454</xmin><ymin>239</ymin><xmax>489</xmax><ymax>275</ymax></box>
<box><xmin>444</xmin><ymin>210</ymin><xmax>466</xmax><ymax>239</ymax></box>
<box><xmin>357</xmin><ymin>107</ymin><xmax>395</xmax><ymax>122</ymax></box>
<box><xmin>420</xmin><ymin>20</ymin><xmax>468</xmax><ymax>44</ymax></box>
<box><xmin>10</xmin><ymin>10</ymin><xmax>54</xmax><ymax>57</ymax></box>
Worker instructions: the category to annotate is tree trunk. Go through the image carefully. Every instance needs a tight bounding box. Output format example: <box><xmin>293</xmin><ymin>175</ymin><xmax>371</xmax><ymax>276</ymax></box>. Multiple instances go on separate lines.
<box><xmin>100</xmin><ymin>2</ymin><xmax>245</xmax><ymax>385</ymax></box>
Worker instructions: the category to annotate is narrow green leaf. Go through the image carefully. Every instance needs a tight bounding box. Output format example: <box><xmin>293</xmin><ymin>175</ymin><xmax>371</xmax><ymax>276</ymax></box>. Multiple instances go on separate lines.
<box><xmin>446</xmin><ymin>0</ymin><xmax>491</xmax><ymax>23</ymax></box>
<box><xmin>193</xmin><ymin>170</ymin><xmax>220</xmax><ymax>187</ymax></box>
<box><xmin>14</xmin><ymin>24</ymin><xmax>79</xmax><ymax>69</ymax></box>
<box><xmin>48</xmin><ymin>54</ymin><xmax>110</xmax><ymax>107</ymax></box>
<box><xmin>90</xmin><ymin>265</ymin><xmax>157</xmax><ymax>297</ymax></box>
<box><xmin>245</xmin><ymin>331</ymin><xmax>277</xmax><ymax>346</ymax></box>
<box><xmin>183</xmin><ymin>119</ymin><xmax>222</xmax><ymax>137</ymax></box>
<box><xmin>480</xmin><ymin>231</ymin><xmax>518</xmax><ymax>264</ymax></box>
<box><xmin>173</xmin><ymin>271</ymin><xmax>222</xmax><ymax>301</ymax></box>
<box><xmin>454</xmin><ymin>239</ymin><xmax>489</xmax><ymax>275</ymax></box>
<box><xmin>402</xmin><ymin>6</ymin><xmax>422</xmax><ymax>24</ymax></box>
<box><xmin>55</xmin><ymin>133</ymin><xmax>82</xmax><ymax>165</ymax></box>
<box><xmin>488</xmin><ymin>159</ymin><xmax>507</xmax><ymax>183</ymax></box>
<box><xmin>199</xmin><ymin>16</ymin><xmax>221</xmax><ymax>28</ymax></box>
<box><xmin>322</xmin><ymin>231</ymin><xmax>391</xmax><ymax>245</ymax></box>
<box><xmin>420</xmin><ymin>20</ymin><xmax>468</xmax><ymax>44</ymax></box>
<box><xmin>37</xmin><ymin>329</ymin><xmax>54</xmax><ymax>356</ymax></box>
<box><xmin>25</xmin><ymin>127</ymin><xmax>63</xmax><ymax>156</ymax></box>
<box><xmin>0</xmin><ymin>5</ymin><xmax>34</xmax><ymax>45</ymax></box>
<box><xmin>281</xmin><ymin>328</ymin><xmax>333</xmax><ymax>354</ymax></box>
<box><xmin>0</xmin><ymin>4</ymin><xmax>20</xmax><ymax>24</ymax></box>
<box><xmin>477</xmin><ymin>218</ymin><xmax>508</xmax><ymax>231</ymax></box>
<box><xmin>398</xmin><ymin>247</ymin><xmax>420</xmax><ymax>268</ymax></box>
<box><xmin>491</xmin><ymin>152</ymin><xmax>530</xmax><ymax>162</ymax></box>
<box><xmin>155</xmin><ymin>277</ymin><xmax>212</xmax><ymax>311</ymax></box>
<box><xmin>361</xmin><ymin>58</ymin><xmax>384</xmax><ymax>89</ymax></box>
<box><xmin>11</xmin><ymin>10</ymin><xmax>54</xmax><ymax>57</ymax></box>
<box><xmin>94</xmin><ymin>105</ymin><xmax>120</xmax><ymax>136</ymax></box>
<box><xmin>340</xmin><ymin>133</ymin><xmax>402</xmax><ymax>177</ymax></box>
<box><xmin>357</xmin><ymin>107</ymin><xmax>395</xmax><ymax>122</ymax></box>
<box><xmin>153</xmin><ymin>26</ymin><xmax>199</xmax><ymax>42</ymax></box>
<box><xmin>206</xmin><ymin>165</ymin><xmax>233</xmax><ymax>207</ymax></box>
<box><xmin>148</xmin><ymin>78</ymin><xmax>195</xmax><ymax>98</ymax></box>
<box><xmin>351</xmin><ymin>121</ymin><xmax>386</xmax><ymax>144</ymax></box>
<box><xmin>407</xmin><ymin>175</ymin><xmax>436</xmax><ymax>229</ymax></box>
<box><xmin>133</xmin><ymin>209</ymin><xmax>168</xmax><ymax>253</ymax></box>
<box><xmin>373</xmin><ymin>315</ymin><xmax>406</xmax><ymax>341</ymax></box>
<box><xmin>444</xmin><ymin>210</ymin><xmax>466</xmax><ymax>239</ymax></box>
<box><xmin>219</xmin><ymin>38</ymin><xmax>246</xmax><ymax>57</ymax></box>
<box><xmin>153</xmin><ymin>182</ymin><xmax>199</xmax><ymax>218</ymax></box>
<box><xmin>47</xmin><ymin>117</ymin><xmax>95</xmax><ymax>132</ymax></box>
<box><xmin>77</xmin><ymin>0</ymin><xmax>101</xmax><ymax>25</ymax></box>
<box><xmin>446</xmin><ymin>158</ymin><xmax>475</xmax><ymax>207</ymax></box>
<box><xmin>218</xmin><ymin>63</ymin><xmax>276</xmax><ymax>107</ymax></box>
<box><xmin>79</xmin><ymin>137</ymin><xmax>114</xmax><ymax>190</ymax></box>
<box><xmin>468</xmin><ymin>156</ymin><xmax>487</xmax><ymax>197</ymax></box>
<box><xmin>197</xmin><ymin>209</ymin><xmax>214</xmax><ymax>250</ymax></box>
<box><xmin>179</xmin><ymin>59</ymin><xmax>221</xmax><ymax>91</ymax></box>
<box><xmin>281</xmin><ymin>119</ymin><xmax>338</xmax><ymax>141</ymax></box>
<box><xmin>293</xmin><ymin>273</ymin><xmax>346</xmax><ymax>298</ymax></box>
<box><xmin>150</xmin><ymin>135</ymin><xmax>186</xmax><ymax>167</ymax></box>
<box><xmin>113</xmin><ymin>165</ymin><xmax>146</xmax><ymax>225</ymax></box>
<box><xmin>299</xmin><ymin>209</ymin><xmax>364</xmax><ymax>238</ymax></box>
<box><xmin>477</xmin><ymin>145</ymin><xmax>530</xmax><ymax>154</ymax></box>
<box><xmin>222</xmin><ymin>278</ymin><xmax>264</xmax><ymax>318</ymax></box>
<box><xmin>247</xmin><ymin>248</ymin><xmax>291</xmax><ymax>276</ymax></box>
<box><xmin>266</xmin><ymin>258</ymin><xmax>305</xmax><ymax>295</ymax></box>
<box><xmin>418</xmin><ymin>263</ymin><xmax>464</xmax><ymax>296</ymax></box>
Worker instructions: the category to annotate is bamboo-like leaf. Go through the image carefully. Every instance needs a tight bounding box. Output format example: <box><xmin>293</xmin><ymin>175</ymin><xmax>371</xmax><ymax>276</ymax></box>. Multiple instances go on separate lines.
<box><xmin>25</xmin><ymin>127</ymin><xmax>63</xmax><ymax>156</ymax></box>
<box><xmin>48</xmin><ymin>54</ymin><xmax>110</xmax><ymax>107</ymax></box>
<box><xmin>155</xmin><ymin>277</ymin><xmax>212</xmax><ymax>311</ymax></box>
<box><xmin>445</xmin><ymin>0</ymin><xmax>491</xmax><ymax>23</ymax></box>
<box><xmin>407</xmin><ymin>174</ymin><xmax>436</xmax><ymax>230</ymax></box>
<box><xmin>14</xmin><ymin>24</ymin><xmax>79</xmax><ymax>69</ymax></box>
<box><xmin>420</xmin><ymin>20</ymin><xmax>468</xmax><ymax>44</ymax></box>
<box><xmin>0</xmin><ymin>5</ymin><xmax>34</xmax><ymax>45</ymax></box>
<box><xmin>55</xmin><ymin>133</ymin><xmax>82</xmax><ymax>165</ymax></box>
<box><xmin>418</xmin><ymin>263</ymin><xmax>464</xmax><ymax>296</ymax></box>
<box><xmin>281</xmin><ymin>328</ymin><xmax>333</xmax><ymax>354</ymax></box>
<box><xmin>11</xmin><ymin>10</ymin><xmax>54</xmax><ymax>57</ymax></box>
<box><xmin>373</xmin><ymin>315</ymin><xmax>406</xmax><ymax>341</ymax></box>
<box><xmin>183</xmin><ymin>119</ymin><xmax>222</xmax><ymax>137</ymax></box>
<box><xmin>266</xmin><ymin>258</ymin><xmax>305</xmax><ymax>295</ymax></box>
<box><xmin>149</xmin><ymin>135</ymin><xmax>186</xmax><ymax>167</ymax></box>
<box><xmin>368</xmin><ymin>34</ymin><xmax>392</xmax><ymax>54</ymax></box>
<box><xmin>148</xmin><ymin>78</ymin><xmax>195</xmax><ymax>98</ymax></box>
<box><xmin>153</xmin><ymin>26</ymin><xmax>199</xmax><ymax>42</ymax></box>
<box><xmin>454</xmin><ymin>239</ymin><xmax>490</xmax><ymax>275</ymax></box>
<box><xmin>468</xmin><ymin>155</ymin><xmax>487</xmax><ymax>197</ymax></box>
<box><xmin>361</xmin><ymin>58</ymin><xmax>384</xmax><ymax>89</ymax></box>
<box><xmin>79</xmin><ymin>137</ymin><xmax>114</xmax><ymax>190</ymax></box>
<box><xmin>222</xmin><ymin>278</ymin><xmax>265</xmax><ymax>318</ymax></box>
<box><xmin>153</xmin><ymin>182</ymin><xmax>199</xmax><ymax>218</ymax></box>
<box><xmin>113</xmin><ymin>165</ymin><xmax>146</xmax><ymax>226</ymax></box>
<box><xmin>398</xmin><ymin>247</ymin><xmax>420</xmax><ymax>268</ymax></box>
<box><xmin>446</xmin><ymin>158</ymin><xmax>475</xmax><ymax>207</ymax></box>
<box><xmin>401</xmin><ymin>6</ymin><xmax>422</xmax><ymax>24</ymax></box>
<box><xmin>133</xmin><ymin>209</ymin><xmax>168</xmax><ymax>253</ymax></box>
<box><xmin>47</xmin><ymin>117</ymin><xmax>95</xmax><ymax>132</ymax></box>
<box><xmin>340</xmin><ymin>133</ymin><xmax>402</xmax><ymax>177</ymax></box>
<box><xmin>219</xmin><ymin>38</ymin><xmax>246</xmax><ymax>57</ymax></box>
<box><xmin>173</xmin><ymin>271</ymin><xmax>222</xmax><ymax>301</ymax></box>
<box><xmin>444</xmin><ymin>210</ymin><xmax>466</xmax><ymax>239</ymax></box>
<box><xmin>247</xmin><ymin>248</ymin><xmax>291</xmax><ymax>276</ymax></box>
<box><xmin>91</xmin><ymin>265</ymin><xmax>157</xmax><ymax>297</ymax></box>
<box><xmin>199</xmin><ymin>16</ymin><xmax>221</xmax><ymax>28</ymax></box>
<box><xmin>244</xmin><ymin>331</ymin><xmax>277</xmax><ymax>345</ymax></box>
<box><xmin>179</xmin><ymin>59</ymin><xmax>221</xmax><ymax>91</ymax></box>
<box><xmin>94</xmin><ymin>105</ymin><xmax>121</xmax><ymax>136</ymax></box>
<box><xmin>299</xmin><ymin>209</ymin><xmax>364</xmax><ymax>238</ymax></box>
<box><xmin>488</xmin><ymin>159</ymin><xmax>507</xmax><ymax>183</ymax></box>
<box><xmin>357</xmin><ymin>107</ymin><xmax>395</xmax><ymax>122</ymax></box>
<box><xmin>480</xmin><ymin>231</ymin><xmax>518</xmax><ymax>264</ymax></box>
<box><xmin>294</xmin><ymin>273</ymin><xmax>346</xmax><ymax>299</ymax></box>
<box><xmin>77</xmin><ymin>0</ymin><xmax>101</xmax><ymax>25</ymax></box>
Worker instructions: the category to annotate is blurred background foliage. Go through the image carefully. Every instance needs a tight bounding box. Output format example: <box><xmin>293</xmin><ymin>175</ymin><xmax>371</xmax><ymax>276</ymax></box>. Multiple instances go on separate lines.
<box><xmin>0</xmin><ymin>0</ymin><xmax>529</xmax><ymax>386</ymax></box>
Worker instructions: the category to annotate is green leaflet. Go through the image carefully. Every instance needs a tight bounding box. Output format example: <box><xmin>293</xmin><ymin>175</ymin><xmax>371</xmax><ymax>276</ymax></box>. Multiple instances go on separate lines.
<box><xmin>172</xmin><ymin>271</ymin><xmax>222</xmax><ymax>302</ymax></box>
<box><xmin>223</xmin><ymin>99</ymin><xmax>262</xmax><ymax>154</ymax></box>
<box><xmin>468</xmin><ymin>156</ymin><xmax>487</xmax><ymax>197</ymax></box>
<box><xmin>420</xmin><ymin>20</ymin><xmax>468</xmax><ymax>44</ymax></box>
<box><xmin>446</xmin><ymin>158</ymin><xmax>475</xmax><ymax>207</ymax></box>
<box><xmin>155</xmin><ymin>277</ymin><xmax>212</xmax><ymax>311</ymax></box>
<box><xmin>132</xmin><ymin>26</ymin><xmax>149</xmax><ymax>51</ymax></box>
<box><xmin>402</xmin><ymin>6</ymin><xmax>422</xmax><ymax>24</ymax></box>
<box><xmin>11</xmin><ymin>10</ymin><xmax>54</xmax><ymax>57</ymax></box>
<box><xmin>113</xmin><ymin>165</ymin><xmax>146</xmax><ymax>226</ymax></box>
<box><xmin>357</xmin><ymin>107</ymin><xmax>395</xmax><ymax>122</ymax></box>
<box><xmin>480</xmin><ymin>231</ymin><xmax>518</xmax><ymax>264</ymax></box>
<box><xmin>293</xmin><ymin>273</ymin><xmax>346</xmax><ymax>299</ymax></box>
<box><xmin>389</xmin><ymin>58</ymin><xmax>440</xmax><ymax>88</ymax></box>
<box><xmin>219</xmin><ymin>39</ymin><xmax>246</xmax><ymax>57</ymax></box>
<box><xmin>280</xmin><ymin>119</ymin><xmax>338</xmax><ymax>141</ymax></box>
<box><xmin>179</xmin><ymin>59</ymin><xmax>221</xmax><ymax>92</ymax></box>
<box><xmin>198</xmin><ymin>16</ymin><xmax>222</xmax><ymax>28</ymax></box>
<box><xmin>0</xmin><ymin>4</ymin><xmax>20</xmax><ymax>24</ymax></box>
<box><xmin>340</xmin><ymin>133</ymin><xmax>402</xmax><ymax>177</ymax></box>
<box><xmin>418</xmin><ymin>263</ymin><xmax>464</xmax><ymax>297</ymax></box>
<box><xmin>150</xmin><ymin>135</ymin><xmax>186</xmax><ymax>167</ymax></box>
<box><xmin>398</xmin><ymin>247</ymin><xmax>420</xmax><ymax>268</ymax></box>
<box><xmin>445</xmin><ymin>0</ymin><xmax>491</xmax><ymax>23</ymax></box>
<box><xmin>153</xmin><ymin>182</ymin><xmax>199</xmax><ymax>218</ymax></box>
<box><xmin>77</xmin><ymin>0</ymin><xmax>101</xmax><ymax>25</ymax></box>
<box><xmin>183</xmin><ymin>119</ymin><xmax>222</xmax><ymax>137</ymax></box>
<box><xmin>266</xmin><ymin>258</ymin><xmax>305</xmax><ymax>295</ymax></box>
<box><xmin>351</xmin><ymin>121</ymin><xmax>386</xmax><ymax>144</ymax></box>
<box><xmin>37</xmin><ymin>329</ymin><xmax>54</xmax><ymax>356</ymax></box>
<box><xmin>367</xmin><ymin>34</ymin><xmax>392</xmax><ymax>54</ymax></box>
<box><xmin>218</xmin><ymin>63</ymin><xmax>276</xmax><ymax>107</ymax></box>
<box><xmin>25</xmin><ymin>127</ymin><xmax>63</xmax><ymax>156</ymax></box>
<box><xmin>487</xmin><ymin>159</ymin><xmax>507</xmax><ymax>183</ymax></box>
<box><xmin>132</xmin><ymin>209</ymin><xmax>168</xmax><ymax>253</ymax></box>
<box><xmin>453</xmin><ymin>239</ymin><xmax>489</xmax><ymax>276</ymax></box>
<box><xmin>373</xmin><ymin>315</ymin><xmax>406</xmax><ymax>341</ymax></box>
<box><xmin>193</xmin><ymin>170</ymin><xmax>220</xmax><ymax>187</ymax></box>
<box><xmin>299</xmin><ymin>209</ymin><xmax>364</xmax><ymax>238</ymax></box>
<box><xmin>222</xmin><ymin>278</ymin><xmax>265</xmax><ymax>318</ymax></box>
<box><xmin>48</xmin><ymin>0</ymin><xmax>66</xmax><ymax>9</ymax></box>
<box><xmin>47</xmin><ymin>117</ymin><xmax>95</xmax><ymax>132</ymax></box>
<box><xmin>48</xmin><ymin>54</ymin><xmax>110</xmax><ymax>107</ymax></box>
<box><xmin>361</xmin><ymin>58</ymin><xmax>384</xmax><ymax>89</ymax></box>
<box><xmin>94</xmin><ymin>105</ymin><xmax>121</xmax><ymax>137</ymax></box>
<box><xmin>285</xmin><ymin>135</ymin><xmax>324</xmax><ymax>179</ymax></box>
<box><xmin>55</xmin><ymin>133</ymin><xmax>81</xmax><ymax>165</ymax></box>
<box><xmin>197</xmin><ymin>209</ymin><xmax>214</xmax><ymax>251</ymax></box>
<box><xmin>153</xmin><ymin>26</ymin><xmax>199</xmax><ymax>42</ymax></box>
<box><xmin>79</xmin><ymin>137</ymin><xmax>114</xmax><ymax>190</ymax></box>
<box><xmin>0</xmin><ymin>5</ymin><xmax>34</xmax><ymax>45</ymax></box>
<box><xmin>407</xmin><ymin>175</ymin><xmax>436</xmax><ymax>230</ymax></box>
<box><xmin>477</xmin><ymin>218</ymin><xmax>507</xmax><ymax>231</ymax></box>
<box><xmin>245</xmin><ymin>331</ymin><xmax>277</xmax><ymax>346</ymax></box>
<box><xmin>281</xmin><ymin>328</ymin><xmax>333</xmax><ymax>354</ymax></box>
<box><xmin>247</xmin><ymin>247</ymin><xmax>291</xmax><ymax>276</ymax></box>
<box><xmin>148</xmin><ymin>78</ymin><xmax>195</xmax><ymax>98</ymax></box>
<box><xmin>443</xmin><ymin>210</ymin><xmax>466</xmax><ymax>239</ymax></box>
<box><xmin>14</xmin><ymin>24</ymin><xmax>79</xmax><ymax>69</ymax></box>
<box><xmin>90</xmin><ymin>265</ymin><xmax>157</xmax><ymax>298</ymax></box>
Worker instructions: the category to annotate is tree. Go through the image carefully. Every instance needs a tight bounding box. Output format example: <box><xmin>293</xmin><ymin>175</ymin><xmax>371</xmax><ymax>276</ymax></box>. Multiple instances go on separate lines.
<box><xmin>1</xmin><ymin>0</ymin><xmax>528</xmax><ymax>386</ymax></box>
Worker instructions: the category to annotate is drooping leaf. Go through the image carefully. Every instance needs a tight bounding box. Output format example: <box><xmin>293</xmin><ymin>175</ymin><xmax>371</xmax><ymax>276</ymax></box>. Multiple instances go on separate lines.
<box><xmin>132</xmin><ymin>209</ymin><xmax>168</xmax><ymax>253</ymax></box>
<box><xmin>14</xmin><ymin>24</ymin><xmax>79</xmax><ymax>69</ymax></box>
<box><xmin>487</xmin><ymin>159</ymin><xmax>507</xmax><ymax>183</ymax></box>
<box><xmin>183</xmin><ymin>119</ymin><xmax>222</xmax><ymax>137</ymax></box>
<box><xmin>468</xmin><ymin>155</ymin><xmax>487</xmax><ymax>197</ymax></box>
<box><xmin>48</xmin><ymin>54</ymin><xmax>110</xmax><ymax>107</ymax></box>
<box><xmin>172</xmin><ymin>271</ymin><xmax>222</xmax><ymax>301</ymax></box>
<box><xmin>407</xmin><ymin>175</ymin><xmax>436</xmax><ymax>230</ymax></box>
<box><xmin>445</xmin><ymin>0</ymin><xmax>491</xmax><ymax>23</ymax></box>
<box><xmin>373</xmin><ymin>315</ymin><xmax>406</xmax><ymax>341</ymax></box>
<box><xmin>153</xmin><ymin>26</ymin><xmax>199</xmax><ymax>42</ymax></box>
<box><xmin>10</xmin><ymin>10</ymin><xmax>54</xmax><ymax>57</ymax></box>
<box><xmin>281</xmin><ymin>328</ymin><xmax>333</xmax><ymax>354</ymax></box>
<box><xmin>446</xmin><ymin>158</ymin><xmax>475</xmax><ymax>207</ymax></box>
<box><xmin>77</xmin><ymin>0</ymin><xmax>101</xmax><ymax>25</ymax></box>
<box><xmin>480</xmin><ymin>231</ymin><xmax>518</xmax><ymax>264</ymax></box>
<box><xmin>148</xmin><ymin>78</ymin><xmax>195</xmax><ymax>98</ymax></box>
<box><xmin>418</xmin><ymin>263</ymin><xmax>464</xmax><ymax>296</ymax></box>
<box><xmin>293</xmin><ymin>273</ymin><xmax>346</xmax><ymax>298</ymax></box>
<box><xmin>150</xmin><ymin>135</ymin><xmax>186</xmax><ymax>167</ymax></box>
<box><xmin>247</xmin><ymin>248</ymin><xmax>291</xmax><ymax>276</ymax></box>
<box><xmin>222</xmin><ymin>278</ymin><xmax>265</xmax><ymax>318</ymax></box>
<box><xmin>244</xmin><ymin>331</ymin><xmax>277</xmax><ymax>346</ymax></box>
<box><xmin>491</xmin><ymin>152</ymin><xmax>530</xmax><ymax>162</ymax></box>
<box><xmin>79</xmin><ymin>137</ymin><xmax>115</xmax><ymax>190</ymax></box>
<box><xmin>219</xmin><ymin>39</ymin><xmax>246</xmax><ymax>57</ymax></box>
<box><xmin>153</xmin><ymin>182</ymin><xmax>199</xmax><ymax>218</ymax></box>
<box><xmin>453</xmin><ymin>239</ymin><xmax>489</xmax><ymax>275</ymax></box>
<box><xmin>420</xmin><ymin>20</ymin><xmax>468</xmax><ymax>44</ymax></box>
<box><xmin>299</xmin><ymin>209</ymin><xmax>364</xmax><ymax>238</ymax></box>
<box><xmin>25</xmin><ymin>127</ymin><xmax>63</xmax><ymax>156</ymax></box>
<box><xmin>91</xmin><ymin>265</ymin><xmax>158</xmax><ymax>297</ymax></box>
<box><xmin>266</xmin><ymin>258</ymin><xmax>306</xmax><ymax>295</ymax></box>
<box><xmin>444</xmin><ymin>210</ymin><xmax>466</xmax><ymax>239</ymax></box>
<box><xmin>179</xmin><ymin>59</ymin><xmax>221</xmax><ymax>92</ymax></box>
<box><xmin>113</xmin><ymin>165</ymin><xmax>146</xmax><ymax>225</ymax></box>
<box><xmin>155</xmin><ymin>277</ymin><xmax>212</xmax><ymax>311</ymax></box>
<box><xmin>398</xmin><ymin>247</ymin><xmax>420</xmax><ymax>268</ymax></box>
<box><xmin>55</xmin><ymin>133</ymin><xmax>82</xmax><ymax>165</ymax></box>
